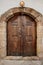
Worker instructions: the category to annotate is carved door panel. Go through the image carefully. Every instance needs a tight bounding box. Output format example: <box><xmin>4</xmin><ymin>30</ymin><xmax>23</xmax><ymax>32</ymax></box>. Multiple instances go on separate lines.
<box><xmin>22</xmin><ymin>15</ymin><xmax>36</xmax><ymax>56</ymax></box>
<box><xmin>7</xmin><ymin>13</ymin><xmax>22</xmax><ymax>56</ymax></box>
<box><xmin>7</xmin><ymin>13</ymin><xmax>36</xmax><ymax>56</ymax></box>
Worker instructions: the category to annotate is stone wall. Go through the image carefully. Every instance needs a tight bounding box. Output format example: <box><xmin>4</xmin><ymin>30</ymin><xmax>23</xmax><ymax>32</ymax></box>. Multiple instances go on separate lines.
<box><xmin>0</xmin><ymin>22</ymin><xmax>6</xmax><ymax>58</ymax></box>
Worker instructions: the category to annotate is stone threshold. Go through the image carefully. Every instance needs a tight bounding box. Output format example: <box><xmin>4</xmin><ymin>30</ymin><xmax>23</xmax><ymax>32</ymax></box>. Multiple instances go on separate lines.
<box><xmin>3</xmin><ymin>56</ymin><xmax>40</xmax><ymax>60</ymax></box>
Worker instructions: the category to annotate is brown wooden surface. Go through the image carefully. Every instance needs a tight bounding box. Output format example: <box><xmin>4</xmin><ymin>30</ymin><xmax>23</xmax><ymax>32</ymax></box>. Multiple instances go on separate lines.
<box><xmin>7</xmin><ymin>13</ymin><xmax>36</xmax><ymax>56</ymax></box>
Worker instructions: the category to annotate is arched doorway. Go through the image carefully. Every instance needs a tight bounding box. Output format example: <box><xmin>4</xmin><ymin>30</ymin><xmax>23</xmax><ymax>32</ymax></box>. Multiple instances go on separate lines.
<box><xmin>7</xmin><ymin>12</ymin><xmax>37</xmax><ymax>56</ymax></box>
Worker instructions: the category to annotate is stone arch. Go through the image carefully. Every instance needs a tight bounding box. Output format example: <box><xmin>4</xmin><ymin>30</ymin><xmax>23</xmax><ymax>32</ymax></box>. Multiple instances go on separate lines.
<box><xmin>0</xmin><ymin>7</ymin><xmax>43</xmax><ymax>59</ymax></box>
<box><xmin>0</xmin><ymin>7</ymin><xmax>42</xmax><ymax>22</ymax></box>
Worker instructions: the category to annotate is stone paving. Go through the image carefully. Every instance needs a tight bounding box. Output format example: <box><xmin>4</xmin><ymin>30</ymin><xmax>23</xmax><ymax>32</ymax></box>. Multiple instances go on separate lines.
<box><xmin>0</xmin><ymin>59</ymin><xmax>43</xmax><ymax>65</ymax></box>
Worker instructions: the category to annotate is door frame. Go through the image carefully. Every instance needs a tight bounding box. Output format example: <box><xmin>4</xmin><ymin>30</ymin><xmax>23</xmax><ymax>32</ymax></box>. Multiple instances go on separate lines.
<box><xmin>0</xmin><ymin>7</ymin><xmax>43</xmax><ymax>59</ymax></box>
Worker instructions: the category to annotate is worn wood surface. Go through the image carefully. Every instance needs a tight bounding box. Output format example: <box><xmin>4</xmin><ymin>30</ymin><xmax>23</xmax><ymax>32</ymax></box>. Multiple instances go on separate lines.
<box><xmin>7</xmin><ymin>13</ymin><xmax>36</xmax><ymax>56</ymax></box>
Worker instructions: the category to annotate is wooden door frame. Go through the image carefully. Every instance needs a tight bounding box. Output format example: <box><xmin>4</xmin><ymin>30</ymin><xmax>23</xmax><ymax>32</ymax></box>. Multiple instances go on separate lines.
<box><xmin>0</xmin><ymin>7</ymin><xmax>43</xmax><ymax>59</ymax></box>
<box><xmin>7</xmin><ymin>12</ymin><xmax>37</xmax><ymax>56</ymax></box>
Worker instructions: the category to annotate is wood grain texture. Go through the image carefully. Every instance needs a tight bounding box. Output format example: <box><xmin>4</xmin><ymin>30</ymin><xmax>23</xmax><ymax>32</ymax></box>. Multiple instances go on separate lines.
<box><xmin>7</xmin><ymin>13</ymin><xmax>36</xmax><ymax>56</ymax></box>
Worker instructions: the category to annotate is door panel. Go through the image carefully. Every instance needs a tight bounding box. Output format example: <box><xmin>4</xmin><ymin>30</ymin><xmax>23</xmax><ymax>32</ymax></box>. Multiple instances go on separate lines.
<box><xmin>23</xmin><ymin>18</ymin><xmax>36</xmax><ymax>56</ymax></box>
<box><xmin>7</xmin><ymin>13</ymin><xmax>36</xmax><ymax>56</ymax></box>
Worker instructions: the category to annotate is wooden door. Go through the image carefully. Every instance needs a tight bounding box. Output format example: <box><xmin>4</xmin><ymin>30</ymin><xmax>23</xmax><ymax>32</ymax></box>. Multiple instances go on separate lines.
<box><xmin>7</xmin><ymin>13</ymin><xmax>36</xmax><ymax>56</ymax></box>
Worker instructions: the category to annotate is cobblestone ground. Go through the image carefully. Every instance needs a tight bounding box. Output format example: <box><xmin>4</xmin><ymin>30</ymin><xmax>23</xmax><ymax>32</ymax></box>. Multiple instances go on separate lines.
<box><xmin>0</xmin><ymin>60</ymin><xmax>43</xmax><ymax>65</ymax></box>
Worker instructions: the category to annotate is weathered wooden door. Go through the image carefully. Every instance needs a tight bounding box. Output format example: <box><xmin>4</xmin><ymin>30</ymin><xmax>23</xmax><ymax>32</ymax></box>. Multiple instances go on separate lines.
<box><xmin>7</xmin><ymin>13</ymin><xmax>36</xmax><ymax>56</ymax></box>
